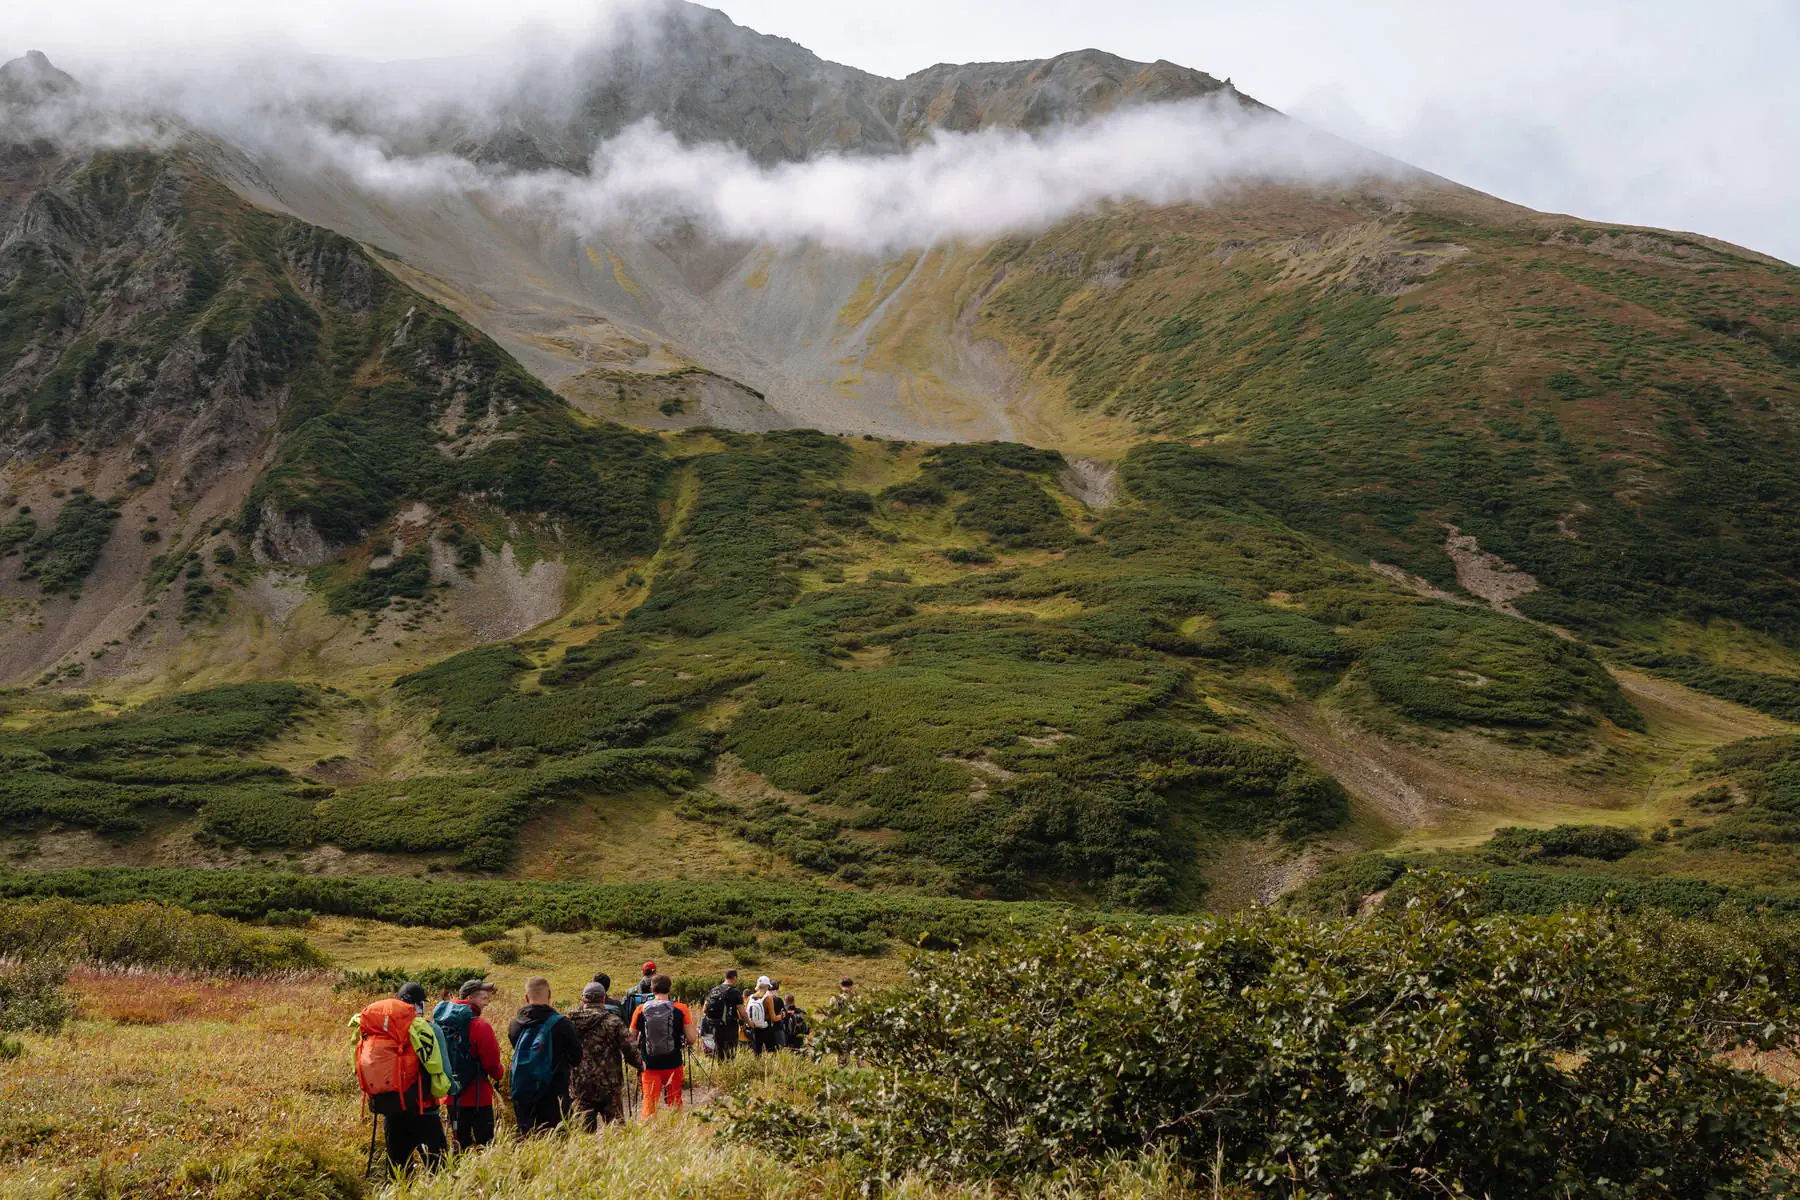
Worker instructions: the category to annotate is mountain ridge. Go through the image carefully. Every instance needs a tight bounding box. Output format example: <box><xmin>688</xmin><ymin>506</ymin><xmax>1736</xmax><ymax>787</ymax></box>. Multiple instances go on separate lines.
<box><xmin>0</xmin><ymin>18</ymin><xmax>1797</xmax><ymax>918</ymax></box>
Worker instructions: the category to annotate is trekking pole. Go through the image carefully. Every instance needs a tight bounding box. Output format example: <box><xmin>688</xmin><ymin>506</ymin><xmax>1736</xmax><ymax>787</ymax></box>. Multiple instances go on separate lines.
<box><xmin>364</xmin><ymin>1113</ymin><xmax>379</xmax><ymax>1178</ymax></box>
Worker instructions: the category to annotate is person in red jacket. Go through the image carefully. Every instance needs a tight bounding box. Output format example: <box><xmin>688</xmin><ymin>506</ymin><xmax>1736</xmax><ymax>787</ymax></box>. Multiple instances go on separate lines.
<box><xmin>445</xmin><ymin>979</ymin><xmax>506</xmax><ymax>1149</ymax></box>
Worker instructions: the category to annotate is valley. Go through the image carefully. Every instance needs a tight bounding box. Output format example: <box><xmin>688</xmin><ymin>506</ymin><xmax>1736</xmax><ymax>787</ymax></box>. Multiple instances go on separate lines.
<box><xmin>1</xmin><ymin>2</ymin><xmax>1800</xmax><ymax>1193</ymax></box>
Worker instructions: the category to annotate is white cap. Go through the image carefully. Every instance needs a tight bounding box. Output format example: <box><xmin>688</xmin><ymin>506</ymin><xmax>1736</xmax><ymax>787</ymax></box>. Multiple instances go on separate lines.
<box><xmin>756</xmin><ymin>975</ymin><xmax>774</xmax><ymax>989</ymax></box>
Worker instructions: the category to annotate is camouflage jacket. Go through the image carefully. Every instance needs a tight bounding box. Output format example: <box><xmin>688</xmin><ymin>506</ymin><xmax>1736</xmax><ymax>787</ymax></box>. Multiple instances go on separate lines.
<box><xmin>567</xmin><ymin>1005</ymin><xmax>642</xmax><ymax>1104</ymax></box>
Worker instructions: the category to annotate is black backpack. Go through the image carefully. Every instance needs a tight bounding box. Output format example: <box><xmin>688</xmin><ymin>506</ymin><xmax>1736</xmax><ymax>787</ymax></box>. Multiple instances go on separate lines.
<box><xmin>787</xmin><ymin>1008</ymin><xmax>810</xmax><ymax>1040</ymax></box>
<box><xmin>703</xmin><ymin>983</ymin><xmax>733</xmax><ymax>1026</ymax></box>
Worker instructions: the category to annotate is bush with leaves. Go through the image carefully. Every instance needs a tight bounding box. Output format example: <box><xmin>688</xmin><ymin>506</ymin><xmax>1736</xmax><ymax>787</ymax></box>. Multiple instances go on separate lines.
<box><xmin>729</xmin><ymin>878</ymin><xmax>1799</xmax><ymax>1197</ymax></box>
<box><xmin>0</xmin><ymin>960</ymin><xmax>73</xmax><ymax>1036</ymax></box>
<box><xmin>0</xmin><ymin>899</ymin><xmax>324</xmax><ymax>976</ymax></box>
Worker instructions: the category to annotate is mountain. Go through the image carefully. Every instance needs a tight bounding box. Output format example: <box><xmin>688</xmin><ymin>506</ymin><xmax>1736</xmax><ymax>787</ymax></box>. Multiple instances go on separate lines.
<box><xmin>0</xmin><ymin>6</ymin><xmax>1798</xmax><ymax>911</ymax></box>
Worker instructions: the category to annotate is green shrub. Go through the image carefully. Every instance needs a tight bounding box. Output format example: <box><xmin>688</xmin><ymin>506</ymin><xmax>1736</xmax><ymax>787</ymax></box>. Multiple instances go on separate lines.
<box><xmin>0</xmin><ymin>960</ymin><xmax>73</xmax><ymax>1036</ymax></box>
<box><xmin>459</xmin><ymin>923</ymin><xmax>506</xmax><ymax>946</ymax></box>
<box><xmin>0</xmin><ymin>898</ymin><xmax>324</xmax><ymax>976</ymax></box>
<box><xmin>732</xmin><ymin>882</ymin><xmax>1799</xmax><ymax>1195</ymax></box>
<box><xmin>334</xmin><ymin>966</ymin><xmax>486</xmax><ymax>997</ymax></box>
<box><xmin>482</xmin><ymin>940</ymin><xmax>521</xmax><ymax>965</ymax></box>
<box><xmin>1484</xmin><ymin>824</ymin><xmax>1643</xmax><ymax>863</ymax></box>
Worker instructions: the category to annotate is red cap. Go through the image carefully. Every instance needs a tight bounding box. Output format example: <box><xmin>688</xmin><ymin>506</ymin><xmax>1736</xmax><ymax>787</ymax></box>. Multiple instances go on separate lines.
<box><xmin>642</xmin><ymin>961</ymin><xmax>656</xmax><ymax>972</ymax></box>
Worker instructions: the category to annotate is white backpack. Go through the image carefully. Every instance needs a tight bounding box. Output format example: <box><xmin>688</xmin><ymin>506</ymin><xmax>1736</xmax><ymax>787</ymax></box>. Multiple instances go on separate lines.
<box><xmin>745</xmin><ymin>993</ymin><xmax>768</xmax><ymax>1029</ymax></box>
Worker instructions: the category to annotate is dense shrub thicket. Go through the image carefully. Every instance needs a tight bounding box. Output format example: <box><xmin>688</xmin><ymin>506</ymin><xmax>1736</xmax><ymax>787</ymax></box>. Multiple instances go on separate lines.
<box><xmin>0</xmin><ymin>868</ymin><xmax>1113</xmax><ymax>955</ymax></box>
<box><xmin>733</xmin><ymin>883</ymin><xmax>1800</xmax><ymax>1196</ymax></box>
<box><xmin>0</xmin><ymin>898</ymin><xmax>325</xmax><ymax>975</ymax></box>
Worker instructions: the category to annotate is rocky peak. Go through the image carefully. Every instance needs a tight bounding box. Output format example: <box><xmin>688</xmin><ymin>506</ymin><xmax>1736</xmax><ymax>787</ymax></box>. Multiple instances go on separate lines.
<box><xmin>0</xmin><ymin>50</ymin><xmax>79</xmax><ymax>105</ymax></box>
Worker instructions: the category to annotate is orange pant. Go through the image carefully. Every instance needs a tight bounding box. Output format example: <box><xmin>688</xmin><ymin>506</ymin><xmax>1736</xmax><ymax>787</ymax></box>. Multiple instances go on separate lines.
<box><xmin>641</xmin><ymin>1068</ymin><xmax>683</xmax><ymax>1117</ymax></box>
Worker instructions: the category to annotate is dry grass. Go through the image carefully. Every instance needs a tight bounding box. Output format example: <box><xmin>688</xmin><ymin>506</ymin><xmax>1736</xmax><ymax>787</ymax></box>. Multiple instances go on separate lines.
<box><xmin>0</xmin><ymin>971</ymin><xmax>362</xmax><ymax>1197</ymax></box>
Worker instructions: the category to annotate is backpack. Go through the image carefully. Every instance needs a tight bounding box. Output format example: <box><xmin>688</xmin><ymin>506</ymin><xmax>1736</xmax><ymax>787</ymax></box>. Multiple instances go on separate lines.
<box><xmin>703</xmin><ymin>983</ymin><xmax>734</xmax><ymax>1026</ymax></box>
<box><xmin>431</xmin><ymin>1001</ymin><xmax>479</xmax><ymax>1098</ymax></box>
<box><xmin>745</xmin><ymin>993</ymin><xmax>768</xmax><ymax>1029</ymax></box>
<box><xmin>509</xmin><ymin>1013</ymin><xmax>565</xmax><ymax>1106</ymax></box>
<box><xmin>356</xmin><ymin>998</ymin><xmax>422</xmax><ymax>1100</ymax></box>
<box><xmin>638</xmin><ymin>998</ymin><xmax>680</xmax><ymax>1060</ymax></box>
<box><xmin>618</xmin><ymin>979</ymin><xmax>655</xmax><ymax>1025</ymax></box>
<box><xmin>787</xmin><ymin>1008</ymin><xmax>810</xmax><ymax>1040</ymax></box>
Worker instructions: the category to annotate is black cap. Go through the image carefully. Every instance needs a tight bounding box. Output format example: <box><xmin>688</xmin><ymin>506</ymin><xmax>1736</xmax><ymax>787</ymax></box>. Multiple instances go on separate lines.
<box><xmin>397</xmin><ymin>982</ymin><xmax>427</xmax><ymax>1005</ymax></box>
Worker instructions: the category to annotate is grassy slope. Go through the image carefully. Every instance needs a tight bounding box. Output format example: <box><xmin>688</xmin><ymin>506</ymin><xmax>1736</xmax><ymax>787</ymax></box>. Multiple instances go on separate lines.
<box><xmin>969</xmin><ymin>190</ymin><xmax>1800</xmax><ymax>649</ymax></box>
<box><xmin>6</xmin><ymin>150</ymin><xmax>1800</xmax><ymax>914</ymax></box>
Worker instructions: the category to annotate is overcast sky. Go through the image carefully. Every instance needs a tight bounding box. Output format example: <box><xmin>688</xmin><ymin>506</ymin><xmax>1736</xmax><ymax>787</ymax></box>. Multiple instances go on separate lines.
<box><xmin>8</xmin><ymin>0</ymin><xmax>1796</xmax><ymax>263</ymax></box>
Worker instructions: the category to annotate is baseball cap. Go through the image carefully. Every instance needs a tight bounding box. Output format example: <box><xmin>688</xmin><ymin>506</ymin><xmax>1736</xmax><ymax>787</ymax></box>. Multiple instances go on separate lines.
<box><xmin>458</xmin><ymin>978</ymin><xmax>493</xmax><ymax>1000</ymax></box>
<box><xmin>642</xmin><ymin>961</ymin><xmax>656</xmax><ymax>973</ymax></box>
<box><xmin>396</xmin><ymin>982</ymin><xmax>427</xmax><ymax>1006</ymax></box>
<box><xmin>582</xmin><ymin>981</ymin><xmax>608</xmax><ymax>1005</ymax></box>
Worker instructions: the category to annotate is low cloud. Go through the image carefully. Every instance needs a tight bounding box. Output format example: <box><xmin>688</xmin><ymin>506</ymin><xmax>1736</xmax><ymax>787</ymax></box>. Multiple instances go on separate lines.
<box><xmin>11</xmin><ymin>30</ymin><xmax>1401</xmax><ymax>256</ymax></box>
<box><xmin>260</xmin><ymin>98</ymin><xmax>1396</xmax><ymax>254</ymax></box>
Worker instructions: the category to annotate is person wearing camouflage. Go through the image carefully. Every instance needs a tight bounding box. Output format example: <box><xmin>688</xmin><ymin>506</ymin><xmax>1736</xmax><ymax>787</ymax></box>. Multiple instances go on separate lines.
<box><xmin>568</xmin><ymin>980</ymin><xmax>643</xmax><ymax>1129</ymax></box>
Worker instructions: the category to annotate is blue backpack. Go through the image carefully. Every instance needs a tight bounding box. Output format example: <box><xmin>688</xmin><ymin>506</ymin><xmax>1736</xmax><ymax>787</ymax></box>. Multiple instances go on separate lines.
<box><xmin>431</xmin><ymin>1001</ymin><xmax>479</xmax><ymax>1098</ymax></box>
<box><xmin>510</xmin><ymin>1013</ymin><xmax>564</xmax><ymax>1105</ymax></box>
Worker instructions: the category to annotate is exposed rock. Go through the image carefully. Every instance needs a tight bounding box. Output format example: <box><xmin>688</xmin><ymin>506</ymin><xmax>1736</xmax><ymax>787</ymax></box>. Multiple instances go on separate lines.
<box><xmin>1443</xmin><ymin>525</ymin><xmax>1540</xmax><ymax>616</ymax></box>
<box><xmin>249</xmin><ymin>498</ymin><xmax>333</xmax><ymax>566</ymax></box>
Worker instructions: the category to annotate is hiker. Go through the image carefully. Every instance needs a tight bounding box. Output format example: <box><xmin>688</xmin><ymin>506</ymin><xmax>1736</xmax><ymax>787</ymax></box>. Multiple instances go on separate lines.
<box><xmin>700</xmin><ymin>968</ymin><xmax>745</xmax><ymax>1061</ymax></box>
<box><xmin>568</xmin><ymin>981</ymin><xmax>643</xmax><ymax>1130</ymax></box>
<box><xmin>629</xmin><ymin>974</ymin><xmax>697</xmax><ymax>1116</ymax></box>
<box><xmin>618</xmin><ymin>960</ymin><xmax>658</xmax><ymax>1025</ymax></box>
<box><xmin>590</xmin><ymin>972</ymin><xmax>624</xmax><ymax>1018</ymax></box>
<box><xmin>508</xmin><ymin>976</ymin><xmax>584</xmax><ymax>1136</ymax></box>
<box><xmin>433</xmin><ymin>979</ymin><xmax>505</xmax><ymax>1151</ymax></box>
<box><xmin>782</xmin><ymin>993</ymin><xmax>809</xmax><ymax>1051</ymax></box>
<box><xmin>746</xmin><ymin>976</ymin><xmax>782</xmax><ymax>1056</ymax></box>
<box><xmin>352</xmin><ymin>982</ymin><xmax>450</xmax><ymax>1172</ymax></box>
<box><xmin>832</xmin><ymin>977</ymin><xmax>856</xmax><ymax>1009</ymax></box>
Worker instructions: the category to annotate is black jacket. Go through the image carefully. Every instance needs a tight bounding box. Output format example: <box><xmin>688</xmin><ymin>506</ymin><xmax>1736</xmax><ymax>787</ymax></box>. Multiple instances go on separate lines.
<box><xmin>508</xmin><ymin>1003</ymin><xmax>584</xmax><ymax>1095</ymax></box>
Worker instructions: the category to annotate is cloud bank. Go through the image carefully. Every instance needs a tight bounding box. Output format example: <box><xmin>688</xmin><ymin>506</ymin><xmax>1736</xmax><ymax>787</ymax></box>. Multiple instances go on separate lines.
<box><xmin>259</xmin><ymin>100</ymin><xmax>1392</xmax><ymax>254</ymax></box>
<box><xmin>7</xmin><ymin>26</ymin><xmax>1399</xmax><ymax>256</ymax></box>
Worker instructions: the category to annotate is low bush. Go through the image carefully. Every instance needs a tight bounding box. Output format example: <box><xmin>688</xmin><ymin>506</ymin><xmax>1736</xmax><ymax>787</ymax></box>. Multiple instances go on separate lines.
<box><xmin>733</xmin><ymin>880</ymin><xmax>1799</xmax><ymax>1196</ymax></box>
<box><xmin>459</xmin><ymin>923</ymin><xmax>506</xmax><ymax>945</ymax></box>
<box><xmin>0</xmin><ymin>867</ymin><xmax>1111</xmax><ymax>953</ymax></box>
<box><xmin>0</xmin><ymin>898</ymin><xmax>324</xmax><ymax>976</ymax></box>
<box><xmin>335</xmin><ymin>966</ymin><xmax>486</xmax><ymax>997</ymax></box>
<box><xmin>0</xmin><ymin>960</ymin><xmax>73</xmax><ymax>1036</ymax></box>
<box><xmin>482</xmin><ymin>940</ymin><xmax>522</xmax><ymax>965</ymax></box>
<box><xmin>1484</xmin><ymin>823</ymin><xmax>1643</xmax><ymax>863</ymax></box>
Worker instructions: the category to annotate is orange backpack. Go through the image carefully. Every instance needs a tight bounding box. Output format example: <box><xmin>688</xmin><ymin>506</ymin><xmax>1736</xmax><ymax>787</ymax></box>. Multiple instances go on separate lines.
<box><xmin>356</xmin><ymin>998</ymin><xmax>422</xmax><ymax>1099</ymax></box>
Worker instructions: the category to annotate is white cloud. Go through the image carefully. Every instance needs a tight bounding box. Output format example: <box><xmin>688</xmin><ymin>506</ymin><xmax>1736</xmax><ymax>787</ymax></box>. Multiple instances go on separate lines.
<box><xmin>229</xmin><ymin>96</ymin><xmax>1392</xmax><ymax>254</ymax></box>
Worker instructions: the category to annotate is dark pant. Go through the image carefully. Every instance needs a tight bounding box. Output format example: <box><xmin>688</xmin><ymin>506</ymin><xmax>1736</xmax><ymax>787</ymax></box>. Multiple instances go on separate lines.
<box><xmin>751</xmin><ymin>1026</ymin><xmax>781</xmax><ymax>1055</ymax></box>
<box><xmin>514</xmin><ymin>1091</ymin><xmax>572</xmax><ymax>1137</ymax></box>
<box><xmin>450</xmin><ymin>1105</ymin><xmax>495</xmax><ymax>1150</ymax></box>
<box><xmin>714</xmin><ymin>1024</ymin><xmax>739</xmax><ymax>1061</ymax></box>
<box><xmin>573</xmin><ymin>1088</ymin><xmax>624</xmax><ymax>1131</ymax></box>
<box><xmin>382</xmin><ymin>1108</ymin><xmax>447</xmax><ymax>1170</ymax></box>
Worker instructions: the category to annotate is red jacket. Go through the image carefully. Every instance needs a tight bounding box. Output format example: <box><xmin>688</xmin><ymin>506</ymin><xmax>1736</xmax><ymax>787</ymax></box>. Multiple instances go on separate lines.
<box><xmin>449</xmin><ymin>1004</ymin><xmax>505</xmax><ymax>1108</ymax></box>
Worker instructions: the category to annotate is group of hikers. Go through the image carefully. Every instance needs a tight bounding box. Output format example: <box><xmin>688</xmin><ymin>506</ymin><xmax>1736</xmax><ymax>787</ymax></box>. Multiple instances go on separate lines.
<box><xmin>352</xmin><ymin>961</ymin><xmax>855</xmax><ymax>1172</ymax></box>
